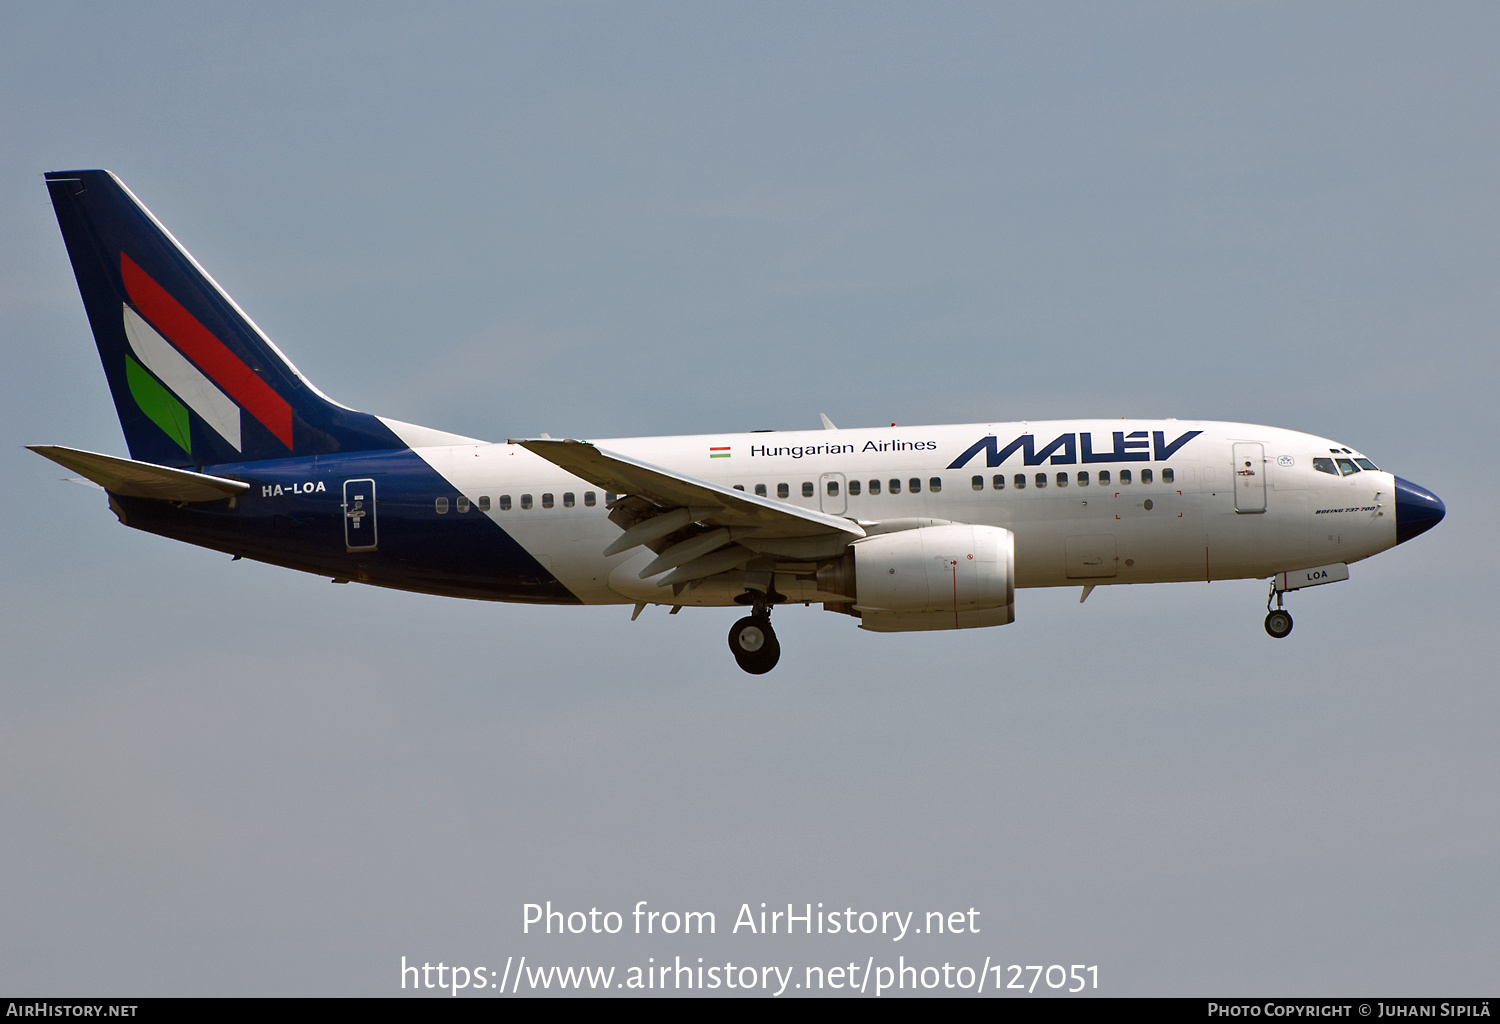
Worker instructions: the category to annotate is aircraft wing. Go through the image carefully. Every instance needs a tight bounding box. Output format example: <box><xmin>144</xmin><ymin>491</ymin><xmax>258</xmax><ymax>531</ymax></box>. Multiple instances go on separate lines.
<box><xmin>508</xmin><ymin>438</ymin><xmax>865</xmax><ymax>540</ymax></box>
<box><xmin>29</xmin><ymin>445</ymin><xmax>249</xmax><ymax>502</ymax></box>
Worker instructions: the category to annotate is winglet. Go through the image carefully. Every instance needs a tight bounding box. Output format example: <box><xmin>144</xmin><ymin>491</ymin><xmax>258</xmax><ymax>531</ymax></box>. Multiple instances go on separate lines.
<box><xmin>819</xmin><ymin>413</ymin><xmax>837</xmax><ymax>430</ymax></box>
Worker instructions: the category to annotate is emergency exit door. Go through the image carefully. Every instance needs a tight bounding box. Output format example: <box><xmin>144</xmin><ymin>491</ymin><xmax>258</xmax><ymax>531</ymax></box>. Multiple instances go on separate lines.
<box><xmin>820</xmin><ymin>473</ymin><xmax>847</xmax><ymax>515</ymax></box>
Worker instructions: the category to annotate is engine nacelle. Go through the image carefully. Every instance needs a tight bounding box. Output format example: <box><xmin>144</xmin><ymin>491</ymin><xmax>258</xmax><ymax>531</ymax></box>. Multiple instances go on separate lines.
<box><xmin>851</xmin><ymin>524</ymin><xmax>1015</xmax><ymax>632</ymax></box>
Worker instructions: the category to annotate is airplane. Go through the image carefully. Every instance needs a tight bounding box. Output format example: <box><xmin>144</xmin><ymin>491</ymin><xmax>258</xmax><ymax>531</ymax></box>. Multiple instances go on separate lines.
<box><xmin>31</xmin><ymin>170</ymin><xmax>1446</xmax><ymax>674</ymax></box>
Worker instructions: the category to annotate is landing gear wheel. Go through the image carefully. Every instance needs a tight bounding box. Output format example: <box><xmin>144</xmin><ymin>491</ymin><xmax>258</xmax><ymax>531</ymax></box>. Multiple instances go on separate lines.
<box><xmin>1264</xmin><ymin>609</ymin><xmax>1294</xmax><ymax>639</ymax></box>
<box><xmin>728</xmin><ymin>616</ymin><xmax>781</xmax><ymax>674</ymax></box>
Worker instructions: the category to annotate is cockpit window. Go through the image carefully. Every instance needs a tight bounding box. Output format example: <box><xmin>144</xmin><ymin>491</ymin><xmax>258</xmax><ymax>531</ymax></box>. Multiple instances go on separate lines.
<box><xmin>1355</xmin><ymin>458</ymin><xmax>1379</xmax><ymax>471</ymax></box>
<box><xmin>1312</xmin><ymin>457</ymin><xmax>1338</xmax><ymax>475</ymax></box>
<box><xmin>1336</xmin><ymin>459</ymin><xmax>1360</xmax><ymax>476</ymax></box>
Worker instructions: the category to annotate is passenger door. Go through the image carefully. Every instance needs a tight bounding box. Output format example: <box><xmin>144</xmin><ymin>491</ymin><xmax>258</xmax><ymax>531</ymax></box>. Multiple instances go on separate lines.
<box><xmin>343</xmin><ymin>478</ymin><xmax>378</xmax><ymax>551</ymax></box>
<box><xmin>1233</xmin><ymin>443</ymin><xmax>1266</xmax><ymax>513</ymax></box>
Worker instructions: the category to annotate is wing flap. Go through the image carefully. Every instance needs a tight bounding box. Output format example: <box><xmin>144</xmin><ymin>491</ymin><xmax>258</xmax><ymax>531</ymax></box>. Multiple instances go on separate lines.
<box><xmin>29</xmin><ymin>445</ymin><xmax>249</xmax><ymax>501</ymax></box>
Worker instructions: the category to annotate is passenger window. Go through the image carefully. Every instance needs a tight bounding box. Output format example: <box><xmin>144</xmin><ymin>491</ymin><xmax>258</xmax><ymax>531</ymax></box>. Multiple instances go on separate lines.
<box><xmin>972</xmin><ymin>475</ymin><xmax>984</xmax><ymax>491</ymax></box>
<box><xmin>1313</xmin><ymin>457</ymin><xmax>1338</xmax><ymax>475</ymax></box>
<box><xmin>478</xmin><ymin>495</ymin><xmax>491</xmax><ymax>512</ymax></box>
<box><xmin>929</xmin><ymin>477</ymin><xmax>942</xmax><ymax>493</ymax></box>
<box><xmin>521</xmin><ymin>494</ymin><xmax>533</xmax><ymax>510</ymax></box>
<box><xmin>1336</xmin><ymin>459</ymin><xmax>1360</xmax><ymax>476</ymax></box>
<box><xmin>1141</xmin><ymin>468</ymin><xmax>1153</xmax><ymax>484</ymax></box>
<box><xmin>909</xmin><ymin>478</ymin><xmax>922</xmax><ymax>493</ymax></box>
<box><xmin>456</xmin><ymin>496</ymin><xmax>470</xmax><ymax>513</ymax></box>
<box><xmin>584</xmin><ymin>492</ymin><xmax>596</xmax><ymax>506</ymax></box>
<box><xmin>869</xmin><ymin>479</ymin><xmax>882</xmax><ymax>495</ymax></box>
<box><xmin>889</xmin><ymin>478</ymin><xmax>902</xmax><ymax>494</ymax></box>
<box><xmin>1056</xmin><ymin>472</ymin><xmax>1068</xmax><ymax>488</ymax></box>
<box><xmin>1120</xmin><ymin>469</ymin><xmax>1132</xmax><ymax>484</ymax></box>
<box><xmin>435</xmin><ymin>497</ymin><xmax>449</xmax><ymax>514</ymax></box>
<box><xmin>605</xmin><ymin>492</ymin><xmax>616</xmax><ymax>505</ymax></box>
<box><xmin>1099</xmin><ymin>470</ymin><xmax>1111</xmax><ymax>485</ymax></box>
<box><xmin>500</xmin><ymin>495</ymin><xmax>512</xmax><ymax>511</ymax></box>
<box><xmin>1035</xmin><ymin>473</ymin><xmax>1047</xmax><ymax>489</ymax></box>
<box><xmin>1162</xmin><ymin>468</ymin><xmax>1174</xmax><ymax>484</ymax></box>
<box><xmin>733</xmin><ymin>484</ymin><xmax>745</xmax><ymax>491</ymax></box>
<box><xmin>1355</xmin><ymin>458</ymin><xmax>1379</xmax><ymax>471</ymax></box>
<box><xmin>542</xmin><ymin>493</ymin><xmax>554</xmax><ymax>508</ymax></box>
<box><xmin>563</xmin><ymin>492</ymin><xmax>575</xmax><ymax>507</ymax></box>
<box><xmin>755</xmin><ymin>484</ymin><xmax>767</xmax><ymax>497</ymax></box>
<box><xmin>777</xmin><ymin>483</ymin><xmax>790</xmax><ymax>499</ymax></box>
<box><xmin>1078</xmin><ymin>471</ymin><xmax>1089</xmax><ymax>486</ymax></box>
<box><xmin>802</xmin><ymin>481</ymin><xmax>814</xmax><ymax>498</ymax></box>
<box><xmin>992</xmin><ymin>474</ymin><xmax>1005</xmax><ymax>490</ymax></box>
<box><xmin>1014</xmin><ymin>474</ymin><xmax>1025</xmax><ymax>489</ymax></box>
<box><xmin>849</xmin><ymin>480</ymin><xmax>861</xmax><ymax>496</ymax></box>
<box><xmin>826</xmin><ymin>480</ymin><xmax>840</xmax><ymax>497</ymax></box>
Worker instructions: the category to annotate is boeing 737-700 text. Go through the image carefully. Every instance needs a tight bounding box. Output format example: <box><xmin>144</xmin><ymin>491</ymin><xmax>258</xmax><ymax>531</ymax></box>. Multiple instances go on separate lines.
<box><xmin>32</xmin><ymin>170</ymin><xmax>1446</xmax><ymax>673</ymax></box>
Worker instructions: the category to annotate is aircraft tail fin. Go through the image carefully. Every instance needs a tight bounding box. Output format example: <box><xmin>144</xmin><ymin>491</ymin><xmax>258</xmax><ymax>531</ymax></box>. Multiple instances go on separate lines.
<box><xmin>44</xmin><ymin>170</ymin><xmax>407</xmax><ymax>468</ymax></box>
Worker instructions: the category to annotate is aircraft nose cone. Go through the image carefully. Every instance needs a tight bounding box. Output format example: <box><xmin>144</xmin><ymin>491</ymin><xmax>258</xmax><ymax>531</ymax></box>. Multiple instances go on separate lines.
<box><xmin>1393</xmin><ymin>476</ymin><xmax>1445</xmax><ymax>545</ymax></box>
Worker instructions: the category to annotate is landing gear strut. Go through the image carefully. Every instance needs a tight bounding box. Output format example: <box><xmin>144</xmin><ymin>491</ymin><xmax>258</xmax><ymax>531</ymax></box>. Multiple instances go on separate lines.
<box><xmin>728</xmin><ymin>589</ymin><xmax>781</xmax><ymax>674</ymax></box>
<box><xmin>1264</xmin><ymin>585</ymin><xmax>1293</xmax><ymax>639</ymax></box>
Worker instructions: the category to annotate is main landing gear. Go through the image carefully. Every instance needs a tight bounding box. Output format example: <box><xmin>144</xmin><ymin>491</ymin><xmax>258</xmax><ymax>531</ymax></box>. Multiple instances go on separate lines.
<box><xmin>728</xmin><ymin>586</ymin><xmax>782</xmax><ymax>674</ymax></box>
<box><xmin>1264</xmin><ymin>585</ymin><xmax>1294</xmax><ymax>639</ymax></box>
<box><xmin>728</xmin><ymin>614</ymin><xmax>780</xmax><ymax>674</ymax></box>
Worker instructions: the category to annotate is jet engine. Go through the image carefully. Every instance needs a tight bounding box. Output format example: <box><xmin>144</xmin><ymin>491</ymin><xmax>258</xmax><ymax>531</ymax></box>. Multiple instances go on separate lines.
<box><xmin>828</xmin><ymin>524</ymin><xmax>1015</xmax><ymax>632</ymax></box>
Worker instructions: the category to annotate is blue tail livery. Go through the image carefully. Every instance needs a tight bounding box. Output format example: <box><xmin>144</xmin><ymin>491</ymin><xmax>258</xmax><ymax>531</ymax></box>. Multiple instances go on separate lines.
<box><xmin>45</xmin><ymin>170</ymin><xmax>406</xmax><ymax>467</ymax></box>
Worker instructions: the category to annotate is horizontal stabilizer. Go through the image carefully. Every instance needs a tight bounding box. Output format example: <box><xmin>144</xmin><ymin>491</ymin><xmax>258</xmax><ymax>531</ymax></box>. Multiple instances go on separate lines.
<box><xmin>29</xmin><ymin>445</ymin><xmax>249</xmax><ymax>502</ymax></box>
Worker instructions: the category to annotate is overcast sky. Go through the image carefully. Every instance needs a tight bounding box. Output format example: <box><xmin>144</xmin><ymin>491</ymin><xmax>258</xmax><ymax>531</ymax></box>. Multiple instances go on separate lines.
<box><xmin>2</xmin><ymin>1</ymin><xmax>1495</xmax><ymax>996</ymax></box>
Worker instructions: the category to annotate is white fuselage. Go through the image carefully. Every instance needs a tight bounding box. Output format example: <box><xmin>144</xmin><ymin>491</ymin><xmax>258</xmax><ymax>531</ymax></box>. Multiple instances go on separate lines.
<box><xmin>402</xmin><ymin>419</ymin><xmax>1395</xmax><ymax>607</ymax></box>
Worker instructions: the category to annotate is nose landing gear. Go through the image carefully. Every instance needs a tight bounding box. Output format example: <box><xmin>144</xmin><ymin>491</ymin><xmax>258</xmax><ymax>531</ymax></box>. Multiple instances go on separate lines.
<box><xmin>1264</xmin><ymin>608</ymin><xmax>1293</xmax><ymax>638</ymax></box>
<box><xmin>1264</xmin><ymin>585</ymin><xmax>1294</xmax><ymax>639</ymax></box>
